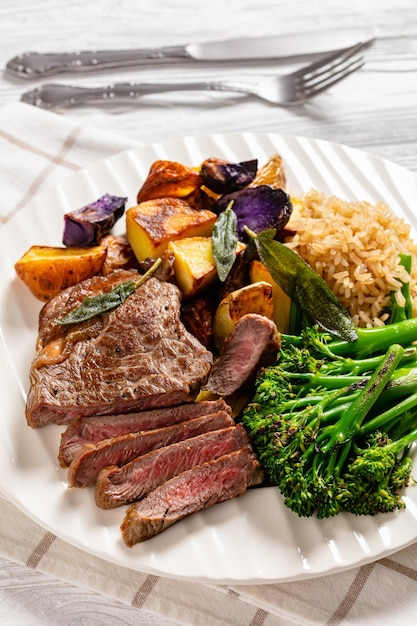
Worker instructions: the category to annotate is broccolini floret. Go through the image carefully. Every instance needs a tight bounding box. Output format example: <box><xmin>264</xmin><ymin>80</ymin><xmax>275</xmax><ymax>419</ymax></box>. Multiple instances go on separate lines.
<box><xmin>243</xmin><ymin>319</ymin><xmax>417</xmax><ymax>519</ymax></box>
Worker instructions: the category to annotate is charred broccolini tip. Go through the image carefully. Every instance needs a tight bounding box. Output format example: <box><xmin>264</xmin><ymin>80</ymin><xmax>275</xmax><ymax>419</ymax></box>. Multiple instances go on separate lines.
<box><xmin>242</xmin><ymin>320</ymin><xmax>417</xmax><ymax>519</ymax></box>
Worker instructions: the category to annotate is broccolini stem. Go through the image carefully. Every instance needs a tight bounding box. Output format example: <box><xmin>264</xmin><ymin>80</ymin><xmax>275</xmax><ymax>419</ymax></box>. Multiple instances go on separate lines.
<box><xmin>316</xmin><ymin>344</ymin><xmax>405</xmax><ymax>453</ymax></box>
<box><xmin>359</xmin><ymin>392</ymin><xmax>417</xmax><ymax>437</ymax></box>
<box><xmin>327</xmin><ymin>317</ymin><xmax>417</xmax><ymax>358</ymax></box>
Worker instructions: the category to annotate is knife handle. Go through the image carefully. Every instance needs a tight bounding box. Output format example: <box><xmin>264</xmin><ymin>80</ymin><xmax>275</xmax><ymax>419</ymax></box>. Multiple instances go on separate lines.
<box><xmin>6</xmin><ymin>47</ymin><xmax>191</xmax><ymax>79</ymax></box>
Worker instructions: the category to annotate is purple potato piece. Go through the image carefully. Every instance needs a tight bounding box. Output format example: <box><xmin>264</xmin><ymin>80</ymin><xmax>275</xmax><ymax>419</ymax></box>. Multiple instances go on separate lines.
<box><xmin>201</xmin><ymin>158</ymin><xmax>258</xmax><ymax>194</ymax></box>
<box><xmin>213</xmin><ymin>185</ymin><xmax>293</xmax><ymax>240</ymax></box>
<box><xmin>63</xmin><ymin>193</ymin><xmax>127</xmax><ymax>247</ymax></box>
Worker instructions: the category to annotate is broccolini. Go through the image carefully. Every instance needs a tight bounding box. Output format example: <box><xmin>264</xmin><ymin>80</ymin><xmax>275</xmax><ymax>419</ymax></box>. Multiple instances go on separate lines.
<box><xmin>243</xmin><ymin>319</ymin><xmax>417</xmax><ymax>519</ymax></box>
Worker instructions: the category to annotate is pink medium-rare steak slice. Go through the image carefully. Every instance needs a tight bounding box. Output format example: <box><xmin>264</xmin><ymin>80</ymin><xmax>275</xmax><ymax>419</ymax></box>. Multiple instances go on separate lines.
<box><xmin>26</xmin><ymin>275</ymin><xmax>213</xmax><ymax>428</ymax></box>
<box><xmin>203</xmin><ymin>313</ymin><xmax>280</xmax><ymax>397</ymax></box>
<box><xmin>68</xmin><ymin>409</ymin><xmax>234</xmax><ymax>488</ymax></box>
<box><xmin>94</xmin><ymin>423</ymin><xmax>250</xmax><ymax>508</ymax></box>
<box><xmin>58</xmin><ymin>398</ymin><xmax>231</xmax><ymax>467</ymax></box>
<box><xmin>120</xmin><ymin>446</ymin><xmax>264</xmax><ymax>546</ymax></box>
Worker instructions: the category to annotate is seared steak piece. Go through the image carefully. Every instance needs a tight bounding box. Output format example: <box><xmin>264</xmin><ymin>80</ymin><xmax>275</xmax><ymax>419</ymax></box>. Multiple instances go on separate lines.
<box><xmin>120</xmin><ymin>446</ymin><xmax>264</xmax><ymax>546</ymax></box>
<box><xmin>26</xmin><ymin>275</ymin><xmax>213</xmax><ymax>428</ymax></box>
<box><xmin>58</xmin><ymin>399</ymin><xmax>231</xmax><ymax>468</ymax></box>
<box><xmin>68</xmin><ymin>409</ymin><xmax>234</xmax><ymax>488</ymax></box>
<box><xmin>95</xmin><ymin>423</ymin><xmax>250</xmax><ymax>509</ymax></box>
<box><xmin>203</xmin><ymin>313</ymin><xmax>280</xmax><ymax>397</ymax></box>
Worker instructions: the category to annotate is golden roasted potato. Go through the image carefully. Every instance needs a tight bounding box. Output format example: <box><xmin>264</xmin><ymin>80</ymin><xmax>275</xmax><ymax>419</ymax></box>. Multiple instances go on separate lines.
<box><xmin>126</xmin><ymin>198</ymin><xmax>217</xmax><ymax>262</ymax></box>
<box><xmin>250</xmin><ymin>260</ymin><xmax>292</xmax><ymax>333</ymax></box>
<box><xmin>15</xmin><ymin>244</ymin><xmax>107</xmax><ymax>302</ymax></box>
<box><xmin>250</xmin><ymin>153</ymin><xmax>287</xmax><ymax>190</ymax></box>
<box><xmin>137</xmin><ymin>160</ymin><xmax>202</xmax><ymax>204</ymax></box>
<box><xmin>168</xmin><ymin>236</ymin><xmax>246</xmax><ymax>299</ymax></box>
<box><xmin>213</xmin><ymin>281</ymin><xmax>274</xmax><ymax>352</ymax></box>
<box><xmin>168</xmin><ymin>237</ymin><xmax>217</xmax><ymax>298</ymax></box>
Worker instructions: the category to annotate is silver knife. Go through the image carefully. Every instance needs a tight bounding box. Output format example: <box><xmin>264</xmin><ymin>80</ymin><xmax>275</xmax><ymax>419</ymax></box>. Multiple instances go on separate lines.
<box><xmin>6</xmin><ymin>27</ymin><xmax>377</xmax><ymax>79</ymax></box>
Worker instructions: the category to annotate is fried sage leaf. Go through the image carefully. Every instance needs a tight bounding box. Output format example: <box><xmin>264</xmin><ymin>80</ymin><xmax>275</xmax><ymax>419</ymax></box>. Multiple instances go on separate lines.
<box><xmin>58</xmin><ymin>258</ymin><xmax>161</xmax><ymax>325</ymax></box>
<box><xmin>212</xmin><ymin>204</ymin><xmax>238</xmax><ymax>282</ymax></box>
<box><xmin>246</xmin><ymin>228</ymin><xmax>358</xmax><ymax>342</ymax></box>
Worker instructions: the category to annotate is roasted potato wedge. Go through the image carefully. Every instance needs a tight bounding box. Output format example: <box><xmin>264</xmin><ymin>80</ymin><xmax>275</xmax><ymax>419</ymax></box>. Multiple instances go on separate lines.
<box><xmin>249</xmin><ymin>153</ymin><xmax>287</xmax><ymax>190</ymax></box>
<box><xmin>15</xmin><ymin>244</ymin><xmax>107</xmax><ymax>302</ymax></box>
<box><xmin>168</xmin><ymin>236</ymin><xmax>245</xmax><ymax>299</ymax></box>
<box><xmin>137</xmin><ymin>160</ymin><xmax>202</xmax><ymax>204</ymax></box>
<box><xmin>213</xmin><ymin>281</ymin><xmax>274</xmax><ymax>352</ymax></box>
<box><xmin>250</xmin><ymin>260</ymin><xmax>292</xmax><ymax>333</ymax></box>
<box><xmin>168</xmin><ymin>237</ymin><xmax>217</xmax><ymax>298</ymax></box>
<box><xmin>126</xmin><ymin>198</ymin><xmax>217</xmax><ymax>262</ymax></box>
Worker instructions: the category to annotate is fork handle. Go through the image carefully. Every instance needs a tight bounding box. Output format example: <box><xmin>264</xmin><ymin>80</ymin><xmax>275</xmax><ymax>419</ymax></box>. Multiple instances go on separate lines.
<box><xmin>21</xmin><ymin>80</ymin><xmax>251</xmax><ymax>108</ymax></box>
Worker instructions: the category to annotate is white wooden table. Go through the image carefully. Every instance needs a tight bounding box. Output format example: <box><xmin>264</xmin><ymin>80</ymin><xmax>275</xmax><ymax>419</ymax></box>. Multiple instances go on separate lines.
<box><xmin>1</xmin><ymin>0</ymin><xmax>417</xmax><ymax>623</ymax></box>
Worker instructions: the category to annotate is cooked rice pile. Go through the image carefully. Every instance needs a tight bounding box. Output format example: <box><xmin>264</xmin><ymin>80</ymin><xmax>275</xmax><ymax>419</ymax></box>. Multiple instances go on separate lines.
<box><xmin>285</xmin><ymin>189</ymin><xmax>417</xmax><ymax>327</ymax></box>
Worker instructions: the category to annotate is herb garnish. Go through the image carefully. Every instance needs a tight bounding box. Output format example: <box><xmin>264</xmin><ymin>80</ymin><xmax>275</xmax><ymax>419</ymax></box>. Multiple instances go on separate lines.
<box><xmin>245</xmin><ymin>227</ymin><xmax>358</xmax><ymax>342</ymax></box>
<box><xmin>57</xmin><ymin>257</ymin><xmax>162</xmax><ymax>325</ymax></box>
<box><xmin>212</xmin><ymin>203</ymin><xmax>238</xmax><ymax>282</ymax></box>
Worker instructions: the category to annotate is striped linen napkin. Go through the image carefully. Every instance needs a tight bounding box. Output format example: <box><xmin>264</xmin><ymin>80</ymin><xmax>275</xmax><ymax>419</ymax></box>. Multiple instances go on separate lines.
<box><xmin>1</xmin><ymin>101</ymin><xmax>417</xmax><ymax>626</ymax></box>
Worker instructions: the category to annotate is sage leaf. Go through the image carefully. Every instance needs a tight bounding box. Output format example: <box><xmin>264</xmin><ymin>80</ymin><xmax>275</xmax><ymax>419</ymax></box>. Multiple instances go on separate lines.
<box><xmin>246</xmin><ymin>227</ymin><xmax>358</xmax><ymax>342</ymax></box>
<box><xmin>58</xmin><ymin>280</ymin><xmax>137</xmax><ymax>325</ymax></box>
<box><xmin>212</xmin><ymin>204</ymin><xmax>238</xmax><ymax>282</ymax></box>
<box><xmin>58</xmin><ymin>257</ymin><xmax>162</xmax><ymax>326</ymax></box>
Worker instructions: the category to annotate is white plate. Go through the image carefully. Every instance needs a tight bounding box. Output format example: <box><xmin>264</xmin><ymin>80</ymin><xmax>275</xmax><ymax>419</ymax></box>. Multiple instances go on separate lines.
<box><xmin>1</xmin><ymin>132</ymin><xmax>417</xmax><ymax>585</ymax></box>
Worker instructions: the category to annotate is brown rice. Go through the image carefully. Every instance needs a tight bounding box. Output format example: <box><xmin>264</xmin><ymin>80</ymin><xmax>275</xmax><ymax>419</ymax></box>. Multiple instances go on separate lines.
<box><xmin>284</xmin><ymin>189</ymin><xmax>417</xmax><ymax>328</ymax></box>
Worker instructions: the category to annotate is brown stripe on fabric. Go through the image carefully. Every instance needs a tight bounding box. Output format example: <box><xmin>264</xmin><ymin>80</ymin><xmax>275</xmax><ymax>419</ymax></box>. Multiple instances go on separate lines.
<box><xmin>6</xmin><ymin>125</ymin><xmax>83</xmax><ymax>222</ymax></box>
<box><xmin>326</xmin><ymin>562</ymin><xmax>376</xmax><ymax>626</ymax></box>
<box><xmin>0</xmin><ymin>129</ymin><xmax>80</xmax><ymax>171</ymax></box>
<box><xmin>249</xmin><ymin>607</ymin><xmax>269</xmax><ymax>626</ymax></box>
<box><xmin>131</xmin><ymin>574</ymin><xmax>160</xmax><ymax>609</ymax></box>
<box><xmin>380</xmin><ymin>556</ymin><xmax>417</xmax><ymax>581</ymax></box>
<box><xmin>25</xmin><ymin>531</ymin><xmax>56</xmax><ymax>568</ymax></box>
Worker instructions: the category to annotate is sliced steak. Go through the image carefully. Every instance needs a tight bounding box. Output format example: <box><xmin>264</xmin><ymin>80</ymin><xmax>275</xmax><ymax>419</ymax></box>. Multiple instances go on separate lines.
<box><xmin>95</xmin><ymin>423</ymin><xmax>250</xmax><ymax>509</ymax></box>
<box><xmin>26</xmin><ymin>275</ymin><xmax>213</xmax><ymax>428</ymax></box>
<box><xmin>68</xmin><ymin>409</ymin><xmax>234</xmax><ymax>488</ymax></box>
<box><xmin>120</xmin><ymin>446</ymin><xmax>264</xmax><ymax>546</ymax></box>
<box><xmin>203</xmin><ymin>313</ymin><xmax>280</xmax><ymax>397</ymax></box>
<box><xmin>58</xmin><ymin>398</ymin><xmax>231</xmax><ymax>468</ymax></box>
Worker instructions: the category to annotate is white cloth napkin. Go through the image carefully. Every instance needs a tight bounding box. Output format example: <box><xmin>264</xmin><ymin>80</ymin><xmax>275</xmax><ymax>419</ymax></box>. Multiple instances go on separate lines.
<box><xmin>1</xmin><ymin>102</ymin><xmax>417</xmax><ymax>626</ymax></box>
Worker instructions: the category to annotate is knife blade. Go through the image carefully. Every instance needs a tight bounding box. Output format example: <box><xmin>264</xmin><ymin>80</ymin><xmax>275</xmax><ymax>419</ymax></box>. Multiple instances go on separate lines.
<box><xmin>6</xmin><ymin>27</ymin><xmax>377</xmax><ymax>79</ymax></box>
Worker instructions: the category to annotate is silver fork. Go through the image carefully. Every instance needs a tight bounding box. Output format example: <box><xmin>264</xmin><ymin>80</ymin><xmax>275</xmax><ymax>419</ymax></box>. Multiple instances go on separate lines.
<box><xmin>20</xmin><ymin>43</ymin><xmax>366</xmax><ymax>109</ymax></box>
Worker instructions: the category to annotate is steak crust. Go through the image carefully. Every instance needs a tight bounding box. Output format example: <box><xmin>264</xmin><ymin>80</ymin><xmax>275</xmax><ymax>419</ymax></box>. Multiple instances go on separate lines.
<box><xmin>120</xmin><ymin>446</ymin><xmax>264</xmax><ymax>546</ymax></box>
<box><xmin>26</xmin><ymin>274</ymin><xmax>213</xmax><ymax>427</ymax></box>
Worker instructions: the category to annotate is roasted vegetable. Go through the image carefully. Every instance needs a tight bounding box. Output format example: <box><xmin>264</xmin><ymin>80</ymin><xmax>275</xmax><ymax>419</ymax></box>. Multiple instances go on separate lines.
<box><xmin>213</xmin><ymin>186</ymin><xmax>292</xmax><ymax>240</ymax></box>
<box><xmin>250</xmin><ymin>153</ymin><xmax>286</xmax><ymax>189</ymax></box>
<box><xmin>243</xmin><ymin>324</ymin><xmax>417</xmax><ymax>519</ymax></box>
<box><xmin>168</xmin><ymin>237</ymin><xmax>218</xmax><ymax>299</ymax></box>
<box><xmin>137</xmin><ymin>160</ymin><xmax>202</xmax><ymax>204</ymax></box>
<box><xmin>200</xmin><ymin>158</ymin><xmax>258</xmax><ymax>194</ymax></box>
<box><xmin>15</xmin><ymin>244</ymin><xmax>107</xmax><ymax>302</ymax></box>
<box><xmin>181</xmin><ymin>293</ymin><xmax>217</xmax><ymax>350</ymax></box>
<box><xmin>62</xmin><ymin>193</ymin><xmax>126</xmax><ymax>247</ymax></box>
<box><xmin>126</xmin><ymin>198</ymin><xmax>217</xmax><ymax>262</ymax></box>
<box><xmin>250</xmin><ymin>260</ymin><xmax>292</xmax><ymax>333</ymax></box>
<box><xmin>168</xmin><ymin>236</ymin><xmax>245</xmax><ymax>299</ymax></box>
<box><xmin>212</xmin><ymin>281</ymin><xmax>274</xmax><ymax>352</ymax></box>
<box><xmin>100</xmin><ymin>235</ymin><xmax>139</xmax><ymax>275</ymax></box>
